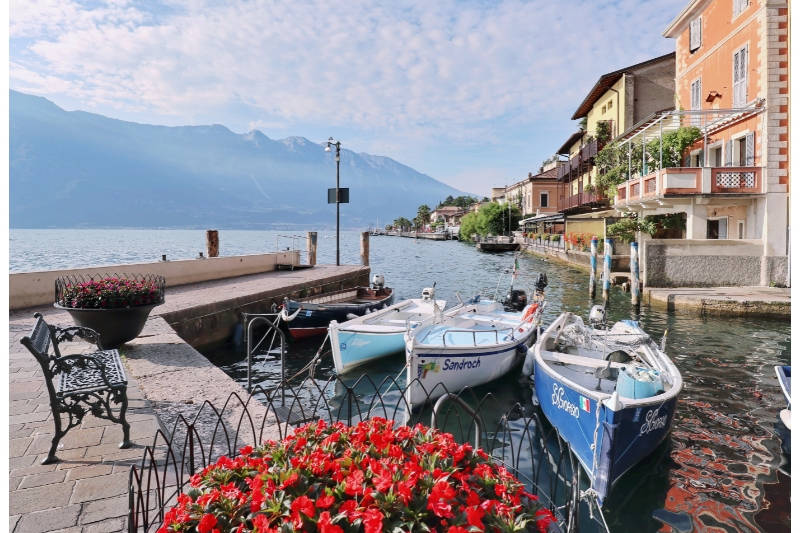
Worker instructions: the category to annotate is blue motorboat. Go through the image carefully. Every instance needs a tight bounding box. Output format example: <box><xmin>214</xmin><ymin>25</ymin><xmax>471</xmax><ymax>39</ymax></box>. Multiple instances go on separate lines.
<box><xmin>775</xmin><ymin>365</ymin><xmax>791</xmax><ymax>430</ymax></box>
<box><xmin>525</xmin><ymin>308</ymin><xmax>682</xmax><ymax>506</ymax></box>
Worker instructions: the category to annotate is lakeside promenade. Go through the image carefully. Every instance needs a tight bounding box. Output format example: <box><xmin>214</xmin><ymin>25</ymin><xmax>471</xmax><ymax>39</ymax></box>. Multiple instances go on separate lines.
<box><xmin>9</xmin><ymin>264</ymin><xmax>368</xmax><ymax>533</ymax></box>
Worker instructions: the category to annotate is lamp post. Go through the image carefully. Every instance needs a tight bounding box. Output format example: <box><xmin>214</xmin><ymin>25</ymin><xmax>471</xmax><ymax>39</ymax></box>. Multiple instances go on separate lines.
<box><xmin>325</xmin><ymin>137</ymin><xmax>342</xmax><ymax>266</ymax></box>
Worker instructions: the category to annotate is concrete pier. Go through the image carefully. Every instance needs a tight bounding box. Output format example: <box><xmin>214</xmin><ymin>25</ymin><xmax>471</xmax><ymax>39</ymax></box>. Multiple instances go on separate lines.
<box><xmin>9</xmin><ymin>264</ymin><xmax>369</xmax><ymax>531</ymax></box>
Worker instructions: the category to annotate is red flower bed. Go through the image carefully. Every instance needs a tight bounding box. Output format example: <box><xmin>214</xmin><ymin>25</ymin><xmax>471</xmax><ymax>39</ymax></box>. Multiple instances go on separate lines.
<box><xmin>158</xmin><ymin>417</ymin><xmax>556</xmax><ymax>533</ymax></box>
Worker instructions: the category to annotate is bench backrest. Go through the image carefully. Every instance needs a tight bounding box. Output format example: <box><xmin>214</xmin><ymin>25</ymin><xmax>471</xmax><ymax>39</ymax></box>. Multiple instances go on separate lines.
<box><xmin>20</xmin><ymin>313</ymin><xmax>61</xmax><ymax>374</ymax></box>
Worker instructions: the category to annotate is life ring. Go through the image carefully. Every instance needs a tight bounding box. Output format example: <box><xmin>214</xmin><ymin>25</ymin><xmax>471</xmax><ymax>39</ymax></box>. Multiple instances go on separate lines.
<box><xmin>521</xmin><ymin>303</ymin><xmax>539</xmax><ymax>323</ymax></box>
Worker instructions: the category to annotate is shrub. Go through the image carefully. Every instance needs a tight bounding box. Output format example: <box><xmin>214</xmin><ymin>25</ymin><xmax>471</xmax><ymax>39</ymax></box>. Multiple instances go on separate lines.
<box><xmin>157</xmin><ymin>418</ymin><xmax>557</xmax><ymax>533</ymax></box>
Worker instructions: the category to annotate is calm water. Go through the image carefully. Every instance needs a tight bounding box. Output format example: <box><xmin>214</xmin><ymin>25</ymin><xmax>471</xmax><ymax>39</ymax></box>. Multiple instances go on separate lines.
<box><xmin>12</xmin><ymin>229</ymin><xmax>791</xmax><ymax>531</ymax></box>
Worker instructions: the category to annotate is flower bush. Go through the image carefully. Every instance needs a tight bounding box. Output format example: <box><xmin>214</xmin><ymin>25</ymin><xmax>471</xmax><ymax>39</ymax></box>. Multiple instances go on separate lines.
<box><xmin>57</xmin><ymin>275</ymin><xmax>164</xmax><ymax>309</ymax></box>
<box><xmin>158</xmin><ymin>417</ymin><xmax>556</xmax><ymax>533</ymax></box>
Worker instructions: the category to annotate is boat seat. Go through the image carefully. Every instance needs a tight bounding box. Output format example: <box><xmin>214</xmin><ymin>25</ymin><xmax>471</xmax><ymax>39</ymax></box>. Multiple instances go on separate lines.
<box><xmin>541</xmin><ymin>350</ymin><xmax>628</xmax><ymax>370</ymax></box>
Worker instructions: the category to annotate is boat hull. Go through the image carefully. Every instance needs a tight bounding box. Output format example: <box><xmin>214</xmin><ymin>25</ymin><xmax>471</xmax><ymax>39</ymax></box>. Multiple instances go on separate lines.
<box><xmin>331</xmin><ymin>327</ymin><xmax>406</xmax><ymax>373</ymax></box>
<box><xmin>406</xmin><ymin>332</ymin><xmax>534</xmax><ymax>406</ymax></box>
<box><xmin>533</xmin><ymin>356</ymin><xmax>677</xmax><ymax>505</ymax></box>
<box><xmin>284</xmin><ymin>289</ymin><xmax>394</xmax><ymax>339</ymax></box>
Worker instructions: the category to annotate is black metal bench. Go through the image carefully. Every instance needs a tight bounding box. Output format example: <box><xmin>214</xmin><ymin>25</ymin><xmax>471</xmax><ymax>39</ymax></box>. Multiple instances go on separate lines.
<box><xmin>20</xmin><ymin>312</ymin><xmax>132</xmax><ymax>464</ymax></box>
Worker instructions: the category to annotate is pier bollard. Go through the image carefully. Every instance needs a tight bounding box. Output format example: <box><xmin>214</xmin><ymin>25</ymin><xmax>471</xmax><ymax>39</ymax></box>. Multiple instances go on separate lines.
<box><xmin>630</xmin><ymin>241</ymin><xmax>640</xmax><ymax>306</ymax></box>
<box><xmin>307</xmin><ymin>232</ymin><xmax>317</xmax><ymax>266</ymax></box>
<box><xmin>603</xmin><ymin>238</ymin><xmax>613</xmax><ymax>301</ymax></box>
<box><xmin>589</xmin><ymin>236</ymin><xmax>598</xmax><ymax>298</ymax></box>
<box><xmin>206</xmin><ymin>229</ymin><xmax>219</xmax><ymax>257</ymax></box>
<box><xmin>360</xmin><ymin>232</ymin><xmax>369</xmax><ymax>266</ymax></box>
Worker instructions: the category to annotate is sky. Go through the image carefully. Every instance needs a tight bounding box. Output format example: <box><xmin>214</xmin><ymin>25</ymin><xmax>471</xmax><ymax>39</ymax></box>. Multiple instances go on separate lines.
<box><xmin>9</xmin><ymin>0</ymin><xmax>687</xmax><ymax>196</ymax></box>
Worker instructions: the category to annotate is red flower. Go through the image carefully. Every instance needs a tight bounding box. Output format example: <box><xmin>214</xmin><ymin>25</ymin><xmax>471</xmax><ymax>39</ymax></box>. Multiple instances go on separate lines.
<box><xmin>317</xmin><ymin>511</ymin><xmax>343</xmax><ymax>533</ymax></box>
<box><xmin>535</xmin><ymin>508</ymin><xmax>557</xmax><ymax>533</ymax></box>
<box><xmin>466</xmin><ymin>506</ymin><xmax>485</xmax><ymax>530</ymax></box>
<box><xmin>291</xmin><ymin>495</ymin><xmax>315</xmax><ymax>518</ymax></box>
<box><xmin>362</xmin><ymin>507</ymin><xmax>384</xmax><ymax>533</ymax></box>
<box><xmin>197</xmin><ymin>513</ymin><xmax>217</xmax><ymax>533</ymax></box>
<box><xmin>316</xmin><ymin>492</ymin><xmax>335</xmax><ymax>509</ymax></box>
<box><xmin>344</xmin><ymin>469</ymin><xmax>364</xmax><ymax>495</ymax></box>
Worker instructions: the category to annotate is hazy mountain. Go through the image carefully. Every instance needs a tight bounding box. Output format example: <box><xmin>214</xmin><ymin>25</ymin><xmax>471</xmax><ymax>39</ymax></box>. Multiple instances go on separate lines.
<box><xmin>9</xmin><ymin>90</ymin><xmax>466</xmax><ymax>229</ymax></box>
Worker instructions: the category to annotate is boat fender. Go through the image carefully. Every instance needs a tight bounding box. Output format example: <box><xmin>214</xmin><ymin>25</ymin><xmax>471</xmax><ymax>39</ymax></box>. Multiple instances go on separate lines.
<box><xmin>522</xmin><ymin>346</ymin><xmax>536</xmax><ymax>376</ymax></box>
<box><xmin>521</xmin><ymin>303</ymin><xmax>539</xmax><ymax>324</ymax></box>
<box><xmin>280</xmin><ymin>306</ymin><xmax>302</xmax><ymax>322</ymax></box>
<box><xmin>345</xmin><ymin>313</ymin><xmax>359</xmax><ymax>320</ymax></box>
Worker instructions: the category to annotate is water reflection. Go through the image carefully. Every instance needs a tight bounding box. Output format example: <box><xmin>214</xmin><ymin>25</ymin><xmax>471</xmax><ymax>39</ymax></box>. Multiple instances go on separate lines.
<box><xmin>205</xmin><ymin>235</ymin><xmax>790</xmax><ymax>532</ymax></box>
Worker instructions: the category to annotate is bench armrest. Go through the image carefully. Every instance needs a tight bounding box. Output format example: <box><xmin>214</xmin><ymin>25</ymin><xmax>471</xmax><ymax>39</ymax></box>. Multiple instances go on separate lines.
<box><xmin>53</xmin><ymin>326</ymin><xmax>102</xmax><ymax>348</ymax></box>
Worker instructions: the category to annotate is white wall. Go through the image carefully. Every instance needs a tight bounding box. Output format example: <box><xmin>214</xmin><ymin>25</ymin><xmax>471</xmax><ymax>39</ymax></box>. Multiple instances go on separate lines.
<box><xmin>10</xmin><ymin>251</ymin><xmax>299</xmax><ymax>310</ymax></box>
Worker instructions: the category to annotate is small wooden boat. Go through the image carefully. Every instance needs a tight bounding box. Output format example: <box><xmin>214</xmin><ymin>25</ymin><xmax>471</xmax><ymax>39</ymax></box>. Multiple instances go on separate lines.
<box><xmin>775</xmin><ymin>365</ymin><xmax>791</xmax><ymax>430</ymax></box>
<box><xmin>281</xmin><ymin>275</ymin><xmax>394</xmax><ymax>339</ymax></box>
<box><xmin>329</xmin><ymin>288</ymin><xmax>446</xmax><ymax>374</ymax></box>
<box><xmin>405</xmin><ymin>277</ymin><xmax>546</xmax><ymax>407</ymax></box>
<box><xmin>526</xmin><ymin>307</ymin><xmax>682</xmax><ymax>506</ymax></box>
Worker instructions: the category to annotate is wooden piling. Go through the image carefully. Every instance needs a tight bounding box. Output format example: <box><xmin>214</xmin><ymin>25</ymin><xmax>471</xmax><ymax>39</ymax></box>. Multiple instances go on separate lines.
<box><xmin>360</xmin><ymin>232</ymin><xmax>370</xmax><ymax>266</ymax></box>
<box><xmin>307</xmin><ymin>232</ymin><xmax>317</xmax><ymax>266</ymax></box>
<box><xmin>206</xmin><ymin>230</ymin><xmax>219</xmax><ymax>258</ymax></box>
<box><xmin>603</xmin><ymin>238</ymin><xmax>613</xmax><ymax>301</ymax></box>
<box><xmin>630</xmin><ymin>241</ymin><xmax>640</xmax><ymax>306</ymax></box>
<box><xmin>589</xmin><ymin>236</ymin><xmax>598</xmax><ymax>298</ymax></box>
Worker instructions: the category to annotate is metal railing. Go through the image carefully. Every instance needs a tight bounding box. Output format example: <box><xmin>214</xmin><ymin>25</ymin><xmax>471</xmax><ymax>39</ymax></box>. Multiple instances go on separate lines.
<box><xmin>243</xmin><ymin>312</ymin><xmax>286</xmax><ymax>400</ymax></box>
<box><xmin>127</xmin><ymin>373</ymin><xmax>610</xmax><ymax>532</ymax></box>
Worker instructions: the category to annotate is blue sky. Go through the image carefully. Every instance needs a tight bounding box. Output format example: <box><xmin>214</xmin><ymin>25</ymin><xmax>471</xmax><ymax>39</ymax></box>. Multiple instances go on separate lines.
<box><xmin>10</xmin><ymin>0</ymin><xmax>687</xmax><ymax>195</ymax></box>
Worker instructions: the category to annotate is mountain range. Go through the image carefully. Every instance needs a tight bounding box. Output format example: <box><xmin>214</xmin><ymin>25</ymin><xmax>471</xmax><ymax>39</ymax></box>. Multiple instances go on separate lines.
<box><xmin>9</xmin><ymin>90</ymin><xmax>465</xmax><ymax>229</ymax></box>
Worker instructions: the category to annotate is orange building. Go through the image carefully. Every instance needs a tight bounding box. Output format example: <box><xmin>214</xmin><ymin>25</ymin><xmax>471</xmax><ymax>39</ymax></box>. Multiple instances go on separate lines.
<box><xmin>613</xmin><ymin>0</ymin><xmax>788</xmax><ymax>286</ymax></box>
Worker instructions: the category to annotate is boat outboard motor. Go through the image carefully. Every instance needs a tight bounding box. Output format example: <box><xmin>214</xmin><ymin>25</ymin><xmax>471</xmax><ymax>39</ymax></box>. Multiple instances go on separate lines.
<box><xmin>371</xmin><ymin>274</ymin><xmax>385</xmax><ymax>289</ymax></box>
<box><xmin>421</xmin><ymin>287</ymin><xmax>435</xmax><ymax>302</ymax></box>
<box><xmin>534</xmin><ymin>272</ymin><xmax>548</xmax><ymax>293</ymax></box>
<box><xmin>589</xmin><ymin>305</ymin><xmax>606</xmax><ymax>327</ymax></box>
<box><xmin>502</xmin><ymin>289</ymin><xmax>527</xmax><ymax>312</ymax></box>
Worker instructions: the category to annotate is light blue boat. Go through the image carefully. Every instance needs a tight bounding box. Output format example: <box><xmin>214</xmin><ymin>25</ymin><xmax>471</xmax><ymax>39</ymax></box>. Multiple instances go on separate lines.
<box><xmin>329</xmin><ymin>288</ymin><xmax>446</xmax><ymax>374</ymax></box>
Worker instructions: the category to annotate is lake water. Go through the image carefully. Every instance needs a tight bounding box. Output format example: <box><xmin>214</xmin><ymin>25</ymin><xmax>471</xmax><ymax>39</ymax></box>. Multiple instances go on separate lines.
<box><xmin>11</xmin><ymin>229</ymin><xmax>791</xmax><ymax>532</ymax></box>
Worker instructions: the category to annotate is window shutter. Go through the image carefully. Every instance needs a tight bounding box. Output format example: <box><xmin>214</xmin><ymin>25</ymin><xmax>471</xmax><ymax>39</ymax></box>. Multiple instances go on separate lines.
<box><xmin>725</xmin><ymin>140</ymin><xmax>733</xmax><ymax>166</ymax></box>
<box><xmin>745</xmin><ymin>132</ymin><xmax>754</xmax><ymax>166</ymax></box>
<box><xmin>690</xmin><ymin>18</ymin><xmax>702</xmax><ymax>51</ymax></box>
<box><xmin>733</xmin><ymin>47</ymin><xmax>748</xmax><ymax>106</ymax></box>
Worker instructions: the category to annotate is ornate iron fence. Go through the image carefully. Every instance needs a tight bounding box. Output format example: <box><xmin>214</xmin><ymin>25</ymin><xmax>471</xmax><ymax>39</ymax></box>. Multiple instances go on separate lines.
<box><xmin>127</xmin><ymin>374</ymin><xmax>609</xmax><ymax>532</ymax></box>
<box><xmin>55</xmin><ymin>273</ymin><xmax>166</xmax><ymax>309</ymax></box>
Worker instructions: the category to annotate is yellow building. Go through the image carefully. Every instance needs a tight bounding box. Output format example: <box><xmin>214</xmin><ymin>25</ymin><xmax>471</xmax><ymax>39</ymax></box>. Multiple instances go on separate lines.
<box><xmin>555</xmin><ymin>53</ymin><xmax>676</xmax><ymax>215</ymax></box>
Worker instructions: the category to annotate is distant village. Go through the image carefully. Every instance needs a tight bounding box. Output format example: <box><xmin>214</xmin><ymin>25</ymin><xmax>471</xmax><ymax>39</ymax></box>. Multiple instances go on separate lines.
<box><xmin>386</xmin><ymin>0</ymin><xmax>788</xmax><ymax>289</ymax></box>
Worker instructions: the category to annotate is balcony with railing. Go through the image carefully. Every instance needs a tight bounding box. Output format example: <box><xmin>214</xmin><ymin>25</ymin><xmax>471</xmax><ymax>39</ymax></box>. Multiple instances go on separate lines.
<box><xmin>615</xmin><ymin>166</ymin><xmax>762</xmax><ymax>207</ymax></box>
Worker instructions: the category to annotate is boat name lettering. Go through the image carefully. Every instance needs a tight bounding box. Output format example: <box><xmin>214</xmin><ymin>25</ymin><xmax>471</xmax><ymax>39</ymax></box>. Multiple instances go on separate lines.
<box><xmin>639</xmin><ymin>408</ymin><xmax>668</xmax><ymax>435</ymax></box>
<box><xmin>551</xmin><ymin>384</ymin><xmax>580</xmax><ymax>418</ymax></box>
<box><xmin>443</xmin><ymin>358</ymin><xmax>480</xmax><ymax>371</ymax></box>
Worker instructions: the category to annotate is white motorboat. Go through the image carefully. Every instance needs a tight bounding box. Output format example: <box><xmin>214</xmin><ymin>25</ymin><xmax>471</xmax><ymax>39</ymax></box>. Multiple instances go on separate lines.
<box><xmin>329</xmin><ymin>287</ymin><xmax>446</xmax><ymax>374</ymax></box>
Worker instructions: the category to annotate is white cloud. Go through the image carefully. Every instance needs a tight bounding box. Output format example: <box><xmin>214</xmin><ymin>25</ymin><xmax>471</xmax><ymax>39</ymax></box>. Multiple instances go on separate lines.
<box><xmin>10</xmin><ymin>0</ymin><xmax>685</xmax><ymax>184</ymax></box>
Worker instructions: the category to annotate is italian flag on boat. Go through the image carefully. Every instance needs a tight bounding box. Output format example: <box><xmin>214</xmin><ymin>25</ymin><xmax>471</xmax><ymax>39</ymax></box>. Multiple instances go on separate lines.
<box><xmin>580</xmin><ymin>396</ymin><xmax>591</xmax><ymax>412</ymax></box>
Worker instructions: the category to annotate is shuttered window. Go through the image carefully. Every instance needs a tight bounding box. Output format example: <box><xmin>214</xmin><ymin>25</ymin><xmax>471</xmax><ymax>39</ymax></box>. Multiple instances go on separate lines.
<box><xmin>733</xmin><ymin>46</ymin><xmax>748</xmax><ymax>106</ymax></box>
<box><xmin>690</xmin><ymin>17</ymin><xmax>702</xmax><ymax>52</ymax></box>
<box><xmin>745</xmin><ymin>132</ymin><xmax>755</xmax><ymax>166</ymax></box>
<box><xmin>734</xmin><ymin>0</ymin><xmax>749</xmax><ymax>17</ymax></box>
<box><xmin>691</xmin><ymin>78</ymin><xmax>702</xmax><ymax>125</ymax></box>
<box><xmin>725</xmin><ymin>140</ymin><xmax>733</xmax><ymax>166</ymax></box>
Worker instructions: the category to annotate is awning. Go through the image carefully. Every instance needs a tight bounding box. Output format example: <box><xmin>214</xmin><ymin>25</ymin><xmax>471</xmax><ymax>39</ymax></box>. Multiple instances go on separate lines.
<box><xmin>519</xmin><ymin>213</ymin><xmax>565</xmax><ymax>226</ymax></box>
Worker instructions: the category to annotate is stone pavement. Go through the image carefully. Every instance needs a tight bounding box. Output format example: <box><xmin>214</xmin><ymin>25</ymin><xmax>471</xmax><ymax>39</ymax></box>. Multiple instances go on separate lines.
<box><xmin>643</xmin><ymin>286</ymin><xmax>790</xmax><ymax>317</ymax></box>
<box><xmin>9</xmin><ymin>266</ymin><xmax>365</xmax><ymax>532</ymax></box>
<box><xmin>10</xmin><ymin>308</ymin><xmax>163</xmax><ymax>533</ymax></box>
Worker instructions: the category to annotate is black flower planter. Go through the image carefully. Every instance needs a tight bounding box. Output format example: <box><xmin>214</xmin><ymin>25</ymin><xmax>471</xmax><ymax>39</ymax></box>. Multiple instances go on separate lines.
<box><xmin>54</xmin><ymin>303</ymin><xmax>160</xmax><ymax>349</ymax></box>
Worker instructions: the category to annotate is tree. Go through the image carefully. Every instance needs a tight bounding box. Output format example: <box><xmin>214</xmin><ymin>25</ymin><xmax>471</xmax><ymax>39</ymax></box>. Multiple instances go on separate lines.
<box><xmin>414</xmin><ymin>204</ymin><xmax>431</xmax><ymax>230</ymax></box>
<box><xmin>392</xmin><ymin>217</ymin><xmax>412</xmax><ymax>231</ymax></box>
<box><xmin>459</xmin><ymin>202</ymin><xmax>521</xmax><ymax>240</ymax></box>
<box><xmin>459</xmin><ymin>212</ymin><xmax>480</xmax><ymax>241</ymax></box>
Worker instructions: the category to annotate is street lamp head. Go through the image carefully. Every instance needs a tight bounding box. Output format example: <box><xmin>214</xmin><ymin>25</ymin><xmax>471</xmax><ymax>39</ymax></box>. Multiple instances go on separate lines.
<box><xmin>324</xmin><ymin>144</ymin><xmax>331</xmax><ymax>152</ymax></box>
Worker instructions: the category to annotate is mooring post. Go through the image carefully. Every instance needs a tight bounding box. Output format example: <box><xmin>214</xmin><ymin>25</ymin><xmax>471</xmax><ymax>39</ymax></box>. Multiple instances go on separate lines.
<box><xmin>307</xmin><ymin>232</ymin><xmax>317</xmax><ymax>266</ymax></box>
<box><xmin>603</xmin><ymin>237</ymin><xmax>613</xmax><ymax>301</ymax></box>
<box><xmin>589</xmin><ymin>236</ymin><xmax>598</xmax><ymax>298</ymax></box>
<box><xmin>206</xmin><ymin>229</ymin><xmax>219</xmax><ymax>257</ymax></box>
<box><xmin>630</xmin><ymin>241</ymin><xmax>640</xmax><ymax>306</ymax></box>
<box><xmin>360</xmin><ymin>231</ymin><xmax>370</xmax><ymax>266</ymax></box>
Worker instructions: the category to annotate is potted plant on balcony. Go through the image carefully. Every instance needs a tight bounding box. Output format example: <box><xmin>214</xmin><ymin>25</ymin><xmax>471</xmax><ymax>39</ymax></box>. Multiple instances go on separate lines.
<box><xmin>54</xmin><ymin>274</ymin><xmax>165</xmax><ymax>349</ymax></box>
